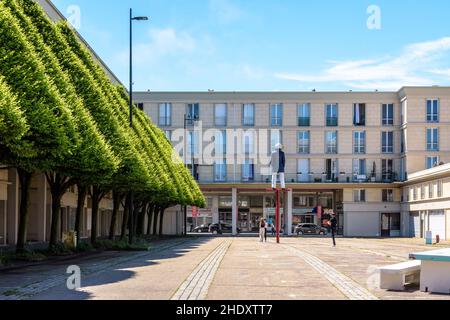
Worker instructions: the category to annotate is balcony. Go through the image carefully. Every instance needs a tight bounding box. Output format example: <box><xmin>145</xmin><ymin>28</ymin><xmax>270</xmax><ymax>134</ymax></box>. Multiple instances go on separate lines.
<box><xmin>326</xmin><ymin>117</ymin><xmax>338</xmax><ymax>127</ymax></box>
<box><xmin>194</xmin><ymin>171</ymin><xmax>399</xmax><ymax>185</ymax></box>
<box><xmin>298</xmin><ymin>117</ymin><xmax>310</xmax><ymax>127</ymax></box>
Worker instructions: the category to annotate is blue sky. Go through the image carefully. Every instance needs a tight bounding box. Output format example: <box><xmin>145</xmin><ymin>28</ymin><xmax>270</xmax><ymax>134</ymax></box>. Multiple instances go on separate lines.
<box><xmin>52</xmin><ymin>0</ymin><xmax>450</xmax><ymax>91</ymax></box>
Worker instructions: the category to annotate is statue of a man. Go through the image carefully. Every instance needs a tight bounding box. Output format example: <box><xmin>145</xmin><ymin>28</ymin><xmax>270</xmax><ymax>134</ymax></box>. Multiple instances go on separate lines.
<box><xmin>270</xmin><ymin>143</ymin><xmax>286</xmax><ymax>190</ymax></box>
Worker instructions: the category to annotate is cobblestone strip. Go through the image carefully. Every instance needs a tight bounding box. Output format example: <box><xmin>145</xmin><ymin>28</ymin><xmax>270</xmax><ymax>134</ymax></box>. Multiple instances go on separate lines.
<box><xmin>284</xmin><ymin>246</ymin><xmax>379</xmax><ymax>300</ymax></box>
<box><xmin>0</xmin><ymin>238</ymin><xmax>194</xmax><ymax>301</ymax></box>
<box><xmin>171</xmin><ymin>240</ymin><xmax>231</xmax><ymax>301</ymax></box>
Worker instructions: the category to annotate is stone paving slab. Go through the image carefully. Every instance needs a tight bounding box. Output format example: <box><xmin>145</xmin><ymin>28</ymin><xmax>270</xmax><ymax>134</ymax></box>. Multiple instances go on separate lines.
<box><xmin>0</xmin><ymin>238</ymin><xmax>202</xmax><ymax>300</ymax></box>
<box><xmin>207</xmin><ymin>238</ymin><xmax>347</xmax><ymax>300</ymax></box>
<box><xmin>172</xmin><ymin>240</ymin><xmax>231</xmax><ymax>300</ymax></box>
<box><xmin>29</xmin><ymin>237</ymin><xmax>224</xmax><ymax>300</ymax></box>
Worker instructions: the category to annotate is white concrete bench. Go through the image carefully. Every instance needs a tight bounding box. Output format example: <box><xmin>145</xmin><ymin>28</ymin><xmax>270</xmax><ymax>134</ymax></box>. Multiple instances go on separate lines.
<box><xmin>379</xmin><ymin>260</ymin><xmax>421</xmax><ymax>291</ymax></box>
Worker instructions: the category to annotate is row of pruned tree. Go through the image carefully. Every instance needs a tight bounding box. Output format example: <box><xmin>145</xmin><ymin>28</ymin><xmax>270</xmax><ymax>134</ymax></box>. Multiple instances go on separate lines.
<box><xmin>0</xmin><ymin>0</ymin><xmax>205</xmax><ymax>253</ymax></box>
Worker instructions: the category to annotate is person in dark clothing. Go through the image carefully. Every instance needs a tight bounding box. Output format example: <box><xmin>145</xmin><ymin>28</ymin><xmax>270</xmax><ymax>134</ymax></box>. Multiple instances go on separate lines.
<box><xmin>329</xmin><ymin>213</ymin><xmax>338</xmax><ymax>247</ymax></box>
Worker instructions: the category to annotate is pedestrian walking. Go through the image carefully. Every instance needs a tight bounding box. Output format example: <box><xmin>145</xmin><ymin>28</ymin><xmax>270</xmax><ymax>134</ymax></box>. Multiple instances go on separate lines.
<box><xmin>271</xmin><ymin>223</ymin><xmax>276</xmax><ymax>236</ymax></box>
<box><xmin>259</xmin><ymin>218</ymin><xmax>266</xmax><ymax>242</ymax></box>
<box><xmin>329</xmin><ymin>213</ymin><xmax>338</xmax><ymax>247</ymax></box>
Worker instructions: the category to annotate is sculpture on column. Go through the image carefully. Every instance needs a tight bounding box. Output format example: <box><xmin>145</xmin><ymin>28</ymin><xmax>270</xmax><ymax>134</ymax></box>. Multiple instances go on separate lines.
<box><xmin>270</xmin><ymin>143</ymin><xmax>286</xmax><ymax>190</ymax></box>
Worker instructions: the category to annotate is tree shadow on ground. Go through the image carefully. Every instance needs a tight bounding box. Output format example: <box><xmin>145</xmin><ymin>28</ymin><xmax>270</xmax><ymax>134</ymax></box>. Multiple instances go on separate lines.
<box><xmin>28</xmin><ymin>237</ymin><xmax>213</xmax><ymax>300</ymax></box>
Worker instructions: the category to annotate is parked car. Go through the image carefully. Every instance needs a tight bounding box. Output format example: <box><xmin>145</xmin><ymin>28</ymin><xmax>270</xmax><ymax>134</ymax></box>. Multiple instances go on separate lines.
<box><xmin>209</xmin><ymin>223</ymin><xmax>241</xmax><ymax>234</ymax></box>
<box><xmin>295</xmin><ymin>223</ymin><xmax>328</xmax><ymax>235</ymax></box>
<box><xmin>192</xmin><ymin>224</ymin><xmax>211</xmax><ymax>233</ymax></box>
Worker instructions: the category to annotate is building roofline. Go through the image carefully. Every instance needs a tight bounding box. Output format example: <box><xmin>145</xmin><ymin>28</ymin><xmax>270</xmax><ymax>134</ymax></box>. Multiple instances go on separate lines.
<box><xmin>40</xmin><ymin>0</ymin><xmax>124</xmax><ymax>87</ymax></box>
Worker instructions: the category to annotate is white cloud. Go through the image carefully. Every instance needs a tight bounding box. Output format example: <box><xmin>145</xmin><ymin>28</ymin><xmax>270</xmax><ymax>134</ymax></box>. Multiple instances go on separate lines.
<box><xmin>135</xmin><ymin>28</ymin><xmax>196</xmax><ymax>63</ymax></box>
<box><xmin>275</xmin><ymin>37</ymin><xmax>450</xmax><ymax>90</ymax></box>
<box><xmin>209</xmin><ymin>0</ymin><xmax>243</xmax><ymax>23</ymax></box>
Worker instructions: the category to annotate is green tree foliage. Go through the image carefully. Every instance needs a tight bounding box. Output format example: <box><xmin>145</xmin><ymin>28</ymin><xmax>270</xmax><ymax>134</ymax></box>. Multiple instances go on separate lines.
<box><xmin>0</xmin><ymin>76</ymin><xmax>28</xmax><ymax>158</ymax></box>
<box><xmin>3</xmin><ymin>0</ymin><xmax>120</xmax><ymax>249</ymax></box>
<box><xmin>1</xmin><ymin>0</ymin><xmax>206</xmax><ymax>248</ymax></box>
<box><xmin>0</xmin><ymin>2</ymin><xmax>79</xmax><ymax>252</ymax></box>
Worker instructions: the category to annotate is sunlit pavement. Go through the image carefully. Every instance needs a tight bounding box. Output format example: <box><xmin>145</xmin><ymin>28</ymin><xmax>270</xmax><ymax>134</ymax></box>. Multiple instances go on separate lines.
<box><xmin>1</xmin><ymin>236</ymin><xmax>450</xmax><ymax>300</ymax></box>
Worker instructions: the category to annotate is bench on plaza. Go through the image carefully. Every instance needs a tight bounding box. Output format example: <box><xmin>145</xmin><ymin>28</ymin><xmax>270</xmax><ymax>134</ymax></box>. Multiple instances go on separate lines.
<box><xmin>379</xmin><ymin>260</ymin><xmax>421</xmax><ymax>291</ymax></box>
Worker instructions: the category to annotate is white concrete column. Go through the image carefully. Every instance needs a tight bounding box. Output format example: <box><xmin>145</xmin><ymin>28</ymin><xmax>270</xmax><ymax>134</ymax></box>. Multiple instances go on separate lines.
<box><xmin>232</xmin><ymin>188</ymin><xmax>238</xmax><ymax>235</ymax></box>
<box><xmin>212</xmin><ymin>195</ymin><xmax>219</xmax><ymax>224</ymax></box>
<box><xmin>7</xmin><ymin>168</ymin><xmax>19</xmax><ymax>245</ymax></box>
<box><xmin>287</xmin><ymin>190</ymin><xmax>293</xmax><ymax>236</ymax></box>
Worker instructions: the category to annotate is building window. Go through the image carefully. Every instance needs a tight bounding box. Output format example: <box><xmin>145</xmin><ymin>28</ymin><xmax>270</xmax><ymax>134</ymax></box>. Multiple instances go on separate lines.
<box><xmin>353</xmin><ymin>103</ymin><xmax>366</xmax><ymax>126</ymax></box>
<box><xmin>325</xmin><ymin>159</ymin><xmax>338</xmax><ymax>182</ymax></box>
<box><xmin>164</xmin><ymin>130</ymin><xmax>172</xmax><ymax>143</ymax></box>
<box><xmin>427</xmin><ymin>99</ymin><xmax>439</xmax><ymax>123</ymax></box>
<box><xmin>382</xmin><ymin>131</ymin><xmax>394</xmax><ymax>154</ymax></box>
<box><xmin>429</xmin><ymin>183</ymin><xmax>434</xmax><ymax>199</ymax></box>
<box><xmin>214</xmin><ymin>161</ymin><xmax>227</xmax><ymax>182</ymax></box>
<box><xmin>382</xmin><ymin>189</ymin><xmax>394</xmax><ymax>202</ymax></box>
<box><xmin>326</xmin><ymin>104</ymin><xmax>338</xmax><ymax>126</ymax></box>
<box><xmin>187</xmin><ymin>131</ymin><xmax>200</xmax><ymax>158</ymax></box>
<box><xmin>382</xmin><ymin>159</ymin><xmax>394</xmax><ymax>182</ymax></box>
<box><xmin>426</xmin><ymin>128</ymin><xmax>439</xmax><ymax>151</ymax></box>
<box><xmin>437</xmin><ymin>180</ymin><xmax>443</xmax><ymax>197</ymax></box>
<box><xmin>186</xmin><ymin>103</ymin><xmax>200</xmax><ymax>125</ymax></box>
<box><xmin>243</xmin><ymin>104</ymin><xmax>255</xmax><ymax>126</ymax></box>
<box><xmin>214</xmin><ymin>104</ymin><xmax>227</xmax><ymax>126</ymax></box>
<box><xmin>298</xmin><ymin>131</ymin><xmax>310</xmax><ymax>154</ymax></box>
<box><xmin>354</xmin><ymin>131</ymin><xmax>366</xmax><ymax>154</ymax></box>
<box><xmin>353</xmin><ymin>190</ymin><xmax>366</xmax><ymax>202</ymax></box>
<box><xmin>242</xmin><ymin>159</ymin><xmax>255</xmax><ymax>181</ymax></box>
<box><xmin>270</xmin><ymin>130</ymin><xmax>282</xmax><ymax>152</ymax></box>
<box><xmin>401</xmin><ymin>130</ymin><xmax>406</xmax><ymax>153</ymax></box>
<box><xmin>159</xmin><ymin>103</ymin><xmax>172</xmax><ymax>126</ymax></box>
<box><xmin>420</xmin><ymin>184</ymin><xmax>426</xmax><ymax>200</ymax></box>
<box><xmin>298</xmin><ymin>103</ymin><xmax>310</xmax><ymax>127</ymax></box>
<box><xmin>382</xmin><ymin>104</ymin><xmax>394</xmax><ymax>125</ymax></box>
<box><xmin>243</xmin><ymin>131</ymin><xmax>254</xmax><ymax>155</ymax></box>
<box><xmin>426</xmin><ymin>156</ymin><xmax>440</xmax><ymax>169</ymax></box>
<box><xmin>326</xmin><ymin>131</ymin><xmax>338</xmax><ymax>154</ymax></box>
<box><xmin>353</xmin><ymin>159</ymin><xmax>367</xmax><ymax>181</ymax></box>
<box><xmin>413</xmin><ymin>187</ymin><xmax>418</xmax><ymax>201</ymax></box>
<box><xmin>214</xmin><ymin>130</ymin><xmax>227</xmax><ymax>158</ymax></box>
<box><xmin>297</xmin><ymin>159</ymin><xmax>310</xmax><ymax>182</ymax></box>
<box><xmin>137</xmin><ymin>103</ymin><xmax>144</xmax><ymax>111</ymax></box>
<box><xmin>271</xmin><ymin>104</ymin><xmax>283</xmax><ymax>126</ymax></box>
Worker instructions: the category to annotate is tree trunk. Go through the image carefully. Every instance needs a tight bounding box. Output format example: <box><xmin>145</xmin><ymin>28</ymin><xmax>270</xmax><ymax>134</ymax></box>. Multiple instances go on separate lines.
<box><xmin>159</xmin><ymin>207</ymin><xmax>166</xmax><ymax>238</ymax></box>
<box><xmin>47</xmin><ymin>173</ymin><xmax>73</xmax><ymax>250</ymax></box>
<box><xmin>90</xmin><ymin>186</ymin><xmax>105</xmax><ymax>245</ymax></box>
<box><xmin>109</xmin><ymin>191</ymin><xmax>123</xmax><ymax>240</ymax></box>
<box><xmin>74</xmin><ymin>184</ymin><xmax>88</xmax><ymax>247</ymax></box>
<box><xmin>132</xmin><ymin>201</ymin><xmax>140</xmax><ymax>237</ymax></box>
<box><xmin>16</xmin><ymin>168</ymin><xmax>32</xmax><ymax>254</ymax></box>
<box><xmin>146</xmin><ymin>204</ymin><xmax>155</xmax><ymax>236</ymax></box>
<box><xmin>120</xmin><ymin>193</ymin><xmax>131</xmax><ymax>241</ymax></box>
<box><xmin>137</xmin><ymin>202</ymin><xmax>147</xmax><ymax>236</ymax></box>
<box><xmin>152</xmin><ymin>206</ymin><xmax>160</xmax><ymax>236</ymax></box>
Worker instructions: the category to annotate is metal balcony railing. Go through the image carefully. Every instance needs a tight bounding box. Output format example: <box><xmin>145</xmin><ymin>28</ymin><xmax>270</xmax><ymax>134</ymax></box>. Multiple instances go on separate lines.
<box><xmin>326</xmin><ymin>117</ymin><xmax>338</xmax><ymax>127</ymax></box>
<box><xmin>195</xmin><ymin>172</ymin><xmax>399</xmax><ymax>184</ymax></box>
<box><xmin>298</xmin><ymin>117</ymin><xmax>310</xmax><ymax>127</ymax></box>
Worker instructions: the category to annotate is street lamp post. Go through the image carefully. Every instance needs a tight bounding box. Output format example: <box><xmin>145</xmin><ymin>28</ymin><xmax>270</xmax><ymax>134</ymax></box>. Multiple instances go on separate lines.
<box><xmin>129</xmin><ymin>8</ymin><xmax>148</xmax><ymax>244</ymax></box>
<box><xmin>183</xmin><ymin>114</ymin><xmax>199</xmax><ymax>235</ymax></box>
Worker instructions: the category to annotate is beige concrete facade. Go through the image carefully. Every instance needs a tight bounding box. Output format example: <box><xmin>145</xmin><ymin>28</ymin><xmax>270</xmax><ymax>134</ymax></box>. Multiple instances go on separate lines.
<box><xmin>135</xmin><ymin>87</ymin><xmax>450</xmax><ymax>238</ymax></box>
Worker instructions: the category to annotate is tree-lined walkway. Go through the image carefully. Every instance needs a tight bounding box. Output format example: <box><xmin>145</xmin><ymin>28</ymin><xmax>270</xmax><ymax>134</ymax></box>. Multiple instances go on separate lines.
<box><xmin>1</xmin><ymin>237</ymin><xmax>450</xmax><ymax>300</ymax></box>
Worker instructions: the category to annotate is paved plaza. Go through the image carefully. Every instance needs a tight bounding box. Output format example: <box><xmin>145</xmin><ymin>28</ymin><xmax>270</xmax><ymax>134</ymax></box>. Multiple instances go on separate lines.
<box><xmin>1</xmin><ymin>236</ymin><xmax>450</xmax><ymax>300</ymax></box>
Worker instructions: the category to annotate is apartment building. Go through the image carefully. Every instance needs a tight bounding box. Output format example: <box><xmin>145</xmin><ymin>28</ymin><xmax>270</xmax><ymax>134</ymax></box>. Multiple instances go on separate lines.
<box><xmin>135</xmin><ymin>87</ymin><xmax>450</xmax><ymax>238</ymax></box>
